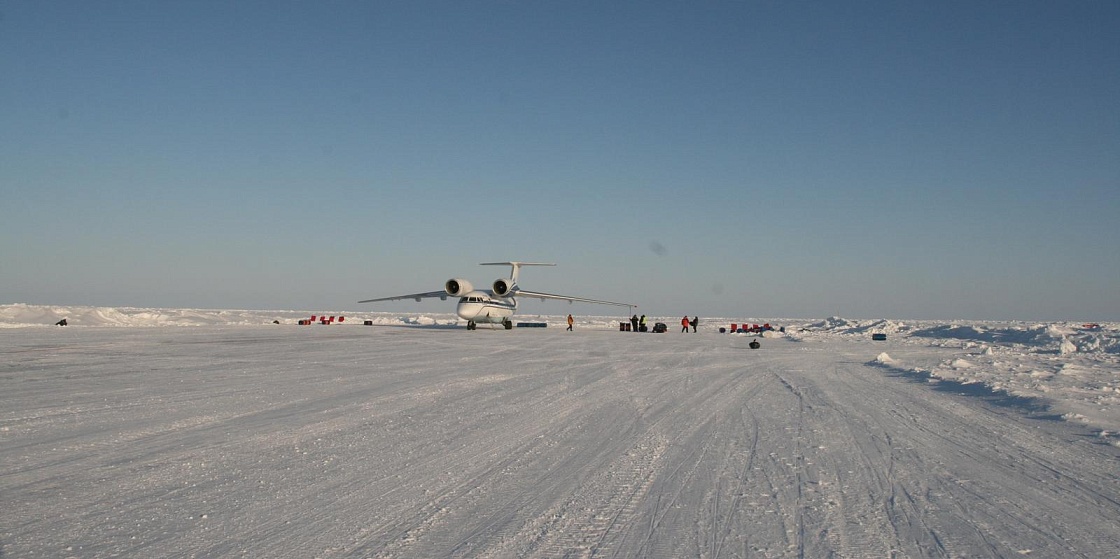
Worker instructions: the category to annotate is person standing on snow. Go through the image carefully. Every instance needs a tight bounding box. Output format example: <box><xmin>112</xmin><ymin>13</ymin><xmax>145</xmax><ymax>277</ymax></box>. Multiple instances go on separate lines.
<box><xmin>690</xmin><ymin>316</ymin><xmax>698</xmax><ymax>333</ymax></box>
<box><xmin>630</xmin><ymin>314</ymin><xmax>639</xmax><ymax>332</ymax></box>
<box><xmin>639</xmin><ymin>314</ymin><xmax>647</xmax><ymax>332</ymax></box>
<box><xmin>681</xmin><ymin>316</ymin><xmax>690</xmax><ymax>333</ymax></box>
<box><xmin>567</xmin><ymin>314</ymin><xmax>574</xmax><ymax>331</ymax></box>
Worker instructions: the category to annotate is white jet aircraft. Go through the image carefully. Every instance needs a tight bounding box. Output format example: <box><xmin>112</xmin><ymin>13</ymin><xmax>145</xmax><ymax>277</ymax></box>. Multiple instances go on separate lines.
<box><xmin>359</xmin><ymin>262</ymin><xmax>635</xmax><ymax>330</ymax></box>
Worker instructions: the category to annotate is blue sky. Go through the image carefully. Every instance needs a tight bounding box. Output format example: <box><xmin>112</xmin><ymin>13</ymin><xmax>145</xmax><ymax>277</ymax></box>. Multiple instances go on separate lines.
<box><xmin>3</xmin><ymin>1</ymin><xmax>1118</xmax><ymax>321</ymax></box>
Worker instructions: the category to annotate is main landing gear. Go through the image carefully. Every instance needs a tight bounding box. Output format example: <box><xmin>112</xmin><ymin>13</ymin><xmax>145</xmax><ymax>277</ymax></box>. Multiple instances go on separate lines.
<box><xmin>467</xmin><ymin>320</ymin><xmax>477</xmax><ymax>330</ymax></box>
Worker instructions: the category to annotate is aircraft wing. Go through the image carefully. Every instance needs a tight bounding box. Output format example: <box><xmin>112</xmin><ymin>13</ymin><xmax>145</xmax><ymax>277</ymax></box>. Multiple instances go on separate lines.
<box><xmin>512</xmin><ymin>288</ymin><xmax>634</xmax><ymax>308</ymax></box>
<box><xmin>358</xmin><ymin>291</ymin><xmax>450</xmax><ymax>303</ymax></box>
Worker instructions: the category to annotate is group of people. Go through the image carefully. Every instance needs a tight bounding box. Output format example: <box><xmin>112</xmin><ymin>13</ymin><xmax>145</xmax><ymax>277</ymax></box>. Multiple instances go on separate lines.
<box><xmin>624</xmin><ymin>314</ymin><xmax>700</xmax><ymax>333</ymax></box>
<box><xmin>567</xmin><ymin>315</ymin><xmax>772</xmax><ymax>337</ymax></box>
<box><xmin>569</xmin><ymin>314</ymin><xmax>702</xmax><ymax>333</ymax></box>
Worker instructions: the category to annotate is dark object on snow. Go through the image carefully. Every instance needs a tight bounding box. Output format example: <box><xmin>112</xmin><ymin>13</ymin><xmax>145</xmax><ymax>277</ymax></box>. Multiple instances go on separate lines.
<box><xmin>652</xmin><ymin>322</ymin><xmax>668</xmax><ymax>333</ymax></box>
<box><xmin>273</xmin><ymin>320</ymin><xmax>280</xmax><ymax>324</ymax></box>
<box><xmin>719</xmin><ymin>327</ymin><xmax>726</xmax><ymax>333</ymax></box>
<box><xmin>517</xmin><ymin>322</ymin><xmax>547</xmax><ymax>328</ymax></box>
<box><xmin>871</xmin><ymin>333</ymin><xmax>887</xmax><ymax>341</ymax></box>
<box><xmin>748</xmin><ymin>339</ymin><xmax>761</xmax><ymax>349</ymax></box>
<box><xmin>55</xmin><ymin>319</ymin><xmax>68</xmax><ymax>326</ymax></box>
<box><xmin>620</xmin><ymin>322</ymin><xmax>631</xmax><ymax>331</ymax></box>
<box><xmin>364</xmin><ymin>320</ymin><xmax>374</xmax><ymax>326</ymax></box>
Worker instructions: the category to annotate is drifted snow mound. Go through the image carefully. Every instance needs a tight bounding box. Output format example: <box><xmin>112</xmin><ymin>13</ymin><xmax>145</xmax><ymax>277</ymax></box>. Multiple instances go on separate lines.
<box><xmin>874</xmin><ymin>352</ymin><xmax>897</xmax><ymax>365</ymax></box>
<box><xmin>1068</xmin><ymin>331</ymin><xmax>1120</xmax><ymax>354</ymax></box>
<box><xmin>0</xmin><ymin>304</ymin><xmax>300</xmax><ymax>327</ymax></box>
<box><xmin>909</xmin><ymin>322</ymin><xmax>1120</xmax><ymax>354</ymax></box>
<box><xmin>810</xmin><ymin>316</ymin><xmax>855</xmax><ymax>330</ymax></box>
<box><xmin>910</xmin><ymin>324</ymin><xmax>1052</xmax><ymax>345</ymax></box>
<box><xmin>0</xmin><ymin>304</ymin><xmax>152</xmax><ymax>327</ymax></box>
<box><xmin>804</xmin><ymin>317</ymin><xmax>910</xmax><ymax>335</ymax></box>
<box><xmin>380</xmin><ymin>315</ymin><xmax>460</xmax><ymax>327</ymax></box>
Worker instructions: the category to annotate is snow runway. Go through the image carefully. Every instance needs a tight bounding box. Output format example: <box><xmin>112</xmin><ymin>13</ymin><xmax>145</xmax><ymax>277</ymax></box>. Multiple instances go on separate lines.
<box><xmin>3</xmin><ymin>325</ymin><xmax>1119</xmax><ymax>558</ymax></box>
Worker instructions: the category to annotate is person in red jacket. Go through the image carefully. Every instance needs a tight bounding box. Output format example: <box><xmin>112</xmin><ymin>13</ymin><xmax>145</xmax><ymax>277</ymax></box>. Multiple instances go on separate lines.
<box><xmin>681</xmin><ymin>316</ymin><xmax>690</xmax><ymax>333</ymax></box>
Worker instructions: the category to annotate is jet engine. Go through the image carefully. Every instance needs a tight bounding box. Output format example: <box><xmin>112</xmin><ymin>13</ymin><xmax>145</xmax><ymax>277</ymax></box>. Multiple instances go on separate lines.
<box><xmin>492</xmin><ymin>278</ymin><xmax>514</xmax><ymax>297</ymax></box>
<box><xmin>444</xmin><ymin>278</ymin><xmax>474</xmax><ymax>297</ymax></box>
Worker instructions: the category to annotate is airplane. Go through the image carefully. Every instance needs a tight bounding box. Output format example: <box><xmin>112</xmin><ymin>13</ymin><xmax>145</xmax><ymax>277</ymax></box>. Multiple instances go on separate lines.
<box><xmin>358</xmin><ymin>262</ymin><xmax>636</xmax><ymax>330</ymax></box>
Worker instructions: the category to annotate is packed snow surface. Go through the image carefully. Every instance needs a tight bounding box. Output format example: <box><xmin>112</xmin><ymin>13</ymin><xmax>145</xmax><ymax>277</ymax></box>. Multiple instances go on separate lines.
<box><xmin>3</xmin><ymin>305</ymin><xmax>1119</xmax><ymax>557</ymax></box>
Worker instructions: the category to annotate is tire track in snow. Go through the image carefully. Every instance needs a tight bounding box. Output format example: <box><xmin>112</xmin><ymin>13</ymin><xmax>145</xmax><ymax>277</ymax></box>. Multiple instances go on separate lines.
<box><xmin>7</xmin><ymin>328</ymin><xmax>1120</xmax><ymax>558</ymax></box>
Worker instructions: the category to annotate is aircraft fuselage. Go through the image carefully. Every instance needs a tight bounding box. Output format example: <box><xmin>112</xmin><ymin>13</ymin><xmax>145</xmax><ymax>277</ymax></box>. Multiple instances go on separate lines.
<box><xmin>456</xmin><ymin>291</ymin><xmax>516</xmax><ymax>324</ymax></box>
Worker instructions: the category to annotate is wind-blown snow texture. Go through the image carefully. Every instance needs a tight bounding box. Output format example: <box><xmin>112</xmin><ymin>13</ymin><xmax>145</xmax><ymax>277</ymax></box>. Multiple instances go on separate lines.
<box><xmin>3</xmin><ymin>305</ymin><xmax>1119</xmax><ymax>558</ymax></box>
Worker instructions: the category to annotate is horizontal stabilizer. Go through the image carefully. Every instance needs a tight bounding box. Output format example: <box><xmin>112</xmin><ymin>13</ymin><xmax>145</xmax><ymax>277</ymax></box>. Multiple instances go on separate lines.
<box><xmin>480</xmin><ymin>261</ymin><xmax>555</xmax><ymax>283</ymax></box>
